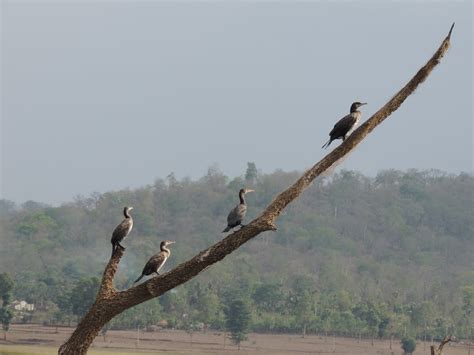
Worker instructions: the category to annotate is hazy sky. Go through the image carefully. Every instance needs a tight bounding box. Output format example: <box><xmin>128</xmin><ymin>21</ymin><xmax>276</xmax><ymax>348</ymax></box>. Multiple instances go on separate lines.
<box><xmin>1</xmin><ymin>1</ymin><xmax>472</xmax><ymax>205</ymax></box>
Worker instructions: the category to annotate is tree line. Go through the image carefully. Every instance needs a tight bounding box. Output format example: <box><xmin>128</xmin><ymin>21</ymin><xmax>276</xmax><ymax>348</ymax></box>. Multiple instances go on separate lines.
<box><xmin>0</xmin><ymin>167</ymin><xmax>472</xmax><ymax>344</ymax></box>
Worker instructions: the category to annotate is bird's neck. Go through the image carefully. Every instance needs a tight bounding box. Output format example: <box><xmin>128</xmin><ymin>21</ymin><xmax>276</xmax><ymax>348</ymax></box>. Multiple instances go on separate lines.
<box><xmin>161</xmin><ymin>246</ymin><xmax>171</xmax><ymax>255</ymax></box>
<box><xmin>350</xmin><ymin>107</ymin><xmax>359</xmax><ymax>114</ymax></box>
<box><xmin>124</xmin><ymin>210</ymin><xmax>131</xmax><ymax>219</ymax></box>
<box><xmin>239</xmin><ymin>191</ymin><xmax>246</xmax><ymax>205</ymax></box>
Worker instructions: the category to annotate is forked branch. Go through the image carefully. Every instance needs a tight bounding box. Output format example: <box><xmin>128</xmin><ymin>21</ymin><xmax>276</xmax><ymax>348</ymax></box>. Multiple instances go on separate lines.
<box><xmin>430</xmin><ymin>335</ymin><xmax>454</xmax><ymax>355</ymax></box>
<box><xmin>59</xmin><ymin>23</ymin><xmax>454</xmax><ymax>354</ymax></box>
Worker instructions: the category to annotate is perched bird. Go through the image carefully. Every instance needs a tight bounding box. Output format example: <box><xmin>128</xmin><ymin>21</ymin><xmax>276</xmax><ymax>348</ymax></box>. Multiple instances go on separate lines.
<box><xmin>134</xmin><ymin>240</ymin><xmax>176</xmax><ymax>283</ymax></box>
<box><xmin>110</xmin><ymin>206</ymin><xmax>134</xmax><ymax>256</ymax></box>
<box><xmin>322</xmin><ymin>102</ymin><xmax>367</xmax><ymax>149</ymax></box>
<box><xmin>222</xmin><ymin>188</ymin><xmax>254</xmax><ymax>233</ymax></box>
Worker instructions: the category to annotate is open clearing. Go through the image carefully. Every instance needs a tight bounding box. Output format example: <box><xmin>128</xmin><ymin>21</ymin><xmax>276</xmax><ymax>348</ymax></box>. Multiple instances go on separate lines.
<box><xmin>0</xmin><ymin>324</ymin><xmax>470</xmax><ymax>354</ymax></box>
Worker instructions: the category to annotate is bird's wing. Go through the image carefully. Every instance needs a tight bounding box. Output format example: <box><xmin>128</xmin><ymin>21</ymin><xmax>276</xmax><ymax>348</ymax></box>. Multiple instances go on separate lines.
<box><xmin>142</xmin><ymin>253</ymin><xmax>167</xmax><ymax>275</ymax></box>
<box><xmin>329</xmin><ymin>113</ymin><xmax>357</xmax><ymax>138</ymax></box>
<box><xmin>227</xmin><ymin>204</ymin><xmax>247</xmax><ymax>226</ymax></box>
<box><xmin>237</xmin><ymin>203</ymin><xmax>247</xmax><ymax>217</ymax></box>
<box><xmin>111</xmin><ymin>218</ymin><xmax>133</xmax><ymax>243</ymax></box>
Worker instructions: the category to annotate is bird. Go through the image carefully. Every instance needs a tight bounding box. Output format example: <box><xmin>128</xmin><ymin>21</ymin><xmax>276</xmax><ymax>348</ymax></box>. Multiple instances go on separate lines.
<box><xmin>134</xmin><ymin>240</ymin><xmax>176</xmax><ymax>283</ymax></box>
<box><xmin>322</xmin><ymin>102</ymin><xmax>367</xmax><ymax>149</ymax></box>
<box><xmin>222</xmin><ymin>188</ymin><xmax>254</xmax><ymax>233</ymax></box>
<box><xmin>110</xmin><ymin>206</ymin><xmax>134</xmax><ymax>257</ymax></box>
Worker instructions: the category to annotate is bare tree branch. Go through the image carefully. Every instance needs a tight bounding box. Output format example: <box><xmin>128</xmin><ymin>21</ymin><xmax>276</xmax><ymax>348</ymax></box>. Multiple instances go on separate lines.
<box><xmin>58</xmin><ymin>23</ymin><xmax>454</xmax><ymax>354</ymax></box>
<box><xmin>431</xmin><ymin>335</ymin><xmax>454</xmax><ymax>355</ymax></box>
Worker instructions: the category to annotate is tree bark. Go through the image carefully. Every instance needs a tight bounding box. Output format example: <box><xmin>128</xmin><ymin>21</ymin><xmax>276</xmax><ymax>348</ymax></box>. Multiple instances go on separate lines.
<box><xmin>58</xmin><ymin>24</ymin><xmax>454</xmax><ymax>354</ymax></box>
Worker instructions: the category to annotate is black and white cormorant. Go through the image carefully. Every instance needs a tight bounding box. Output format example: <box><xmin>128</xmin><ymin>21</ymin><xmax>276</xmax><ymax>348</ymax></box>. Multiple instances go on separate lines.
<box><xmin>110</xmin><ymin>206</ymin><xmax>134</xmax><ymax>256</ymax></box>
<box><xmin>321</xmin><ymin>102</ymin><xmax>367</xmax><ymax>149</ymax></box>
<box><xmin>222</xmin><ymin>188</ymin><xmax>254</xmax><ymax>233</ymax></box>
<box><xmin>134</xmin><ymin>240</ymin><xmax>176</xmax><ymax>283</ymax></box>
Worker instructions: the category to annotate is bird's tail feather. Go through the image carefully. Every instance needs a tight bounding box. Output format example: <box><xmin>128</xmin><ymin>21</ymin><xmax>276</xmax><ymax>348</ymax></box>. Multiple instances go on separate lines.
<box><xmin>222</xmin><ymin>226</ymin><xmax>231</xmax><ymax>233</ymax></box>
<box><xmin>134</xmin><ymin>274</ymin><xmax>144</xmax><ymax>284</ymax></box>
<box><xmin>322</xmin><ymin>139</ymin><xmax>332</xmax><ymax>149</ymax></box>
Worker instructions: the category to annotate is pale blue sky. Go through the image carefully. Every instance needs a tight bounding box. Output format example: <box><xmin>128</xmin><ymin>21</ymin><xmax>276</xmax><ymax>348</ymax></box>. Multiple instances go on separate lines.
<box><xmin>1</xmin><ymin>1</ymin><xmax>472</xmax><ymax>205</ymax></box>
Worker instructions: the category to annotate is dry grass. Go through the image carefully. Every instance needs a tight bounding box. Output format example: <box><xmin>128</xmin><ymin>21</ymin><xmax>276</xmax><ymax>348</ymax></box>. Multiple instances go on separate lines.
<box><xmin>0</xmin><ymin>324</ymin><xmax>471</xmax><ymax>355</ymax></box>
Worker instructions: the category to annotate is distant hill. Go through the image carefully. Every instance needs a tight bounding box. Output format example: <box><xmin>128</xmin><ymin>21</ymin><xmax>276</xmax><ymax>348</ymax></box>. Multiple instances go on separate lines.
<box><xmin>1</xmin><ymin>168</ymin><xmax>472</xmax><ymax>338</ymax></box>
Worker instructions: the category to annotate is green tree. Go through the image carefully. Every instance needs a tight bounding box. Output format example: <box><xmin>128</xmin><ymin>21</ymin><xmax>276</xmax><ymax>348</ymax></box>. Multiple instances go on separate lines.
<box><xmin>461</xmin><ymin>285</ymin><xmax>474</xmax><ymax>317</ymax></box>
<box><xmin>289</xmin><ymin>276</ymin><xmax>315</xmax><ymax>337</ymax></box>
<box><xmin>159</xmin><ymin>289</ymin><xmax>189</xmax><ymax>328</ymax></box>
<box><xmin>0</xmin><ymin>308</ymin><xmax>13</xmax><ymax>340</ymax></box>
<box><xmin>69</xmin><ymin>277</ymin><xmax>100</xmax><ymax>318</ymax></box>
<box><xmin>459</xmin><ymin>285</ymin><xmax>474</xmax><ymax>337</ymax></box>
<box><xmin>293</xmin><ymin>290</ymin><xmax>314</xmax><ymax>337</ymax></box>
<box><xmin>401</xmin><ymin>336</ymin><xmax>416</xmax><ymax>354</ymax></box>
<box><xmin>54</xmin><ymin>284</ymin><xmax>74</xmax><ymax>326</ymax></box>
<box><xmin>245</xmin><ymin>162</ymin><xmax>258</xmax><ymax>183</ymax></box>
<box><xmin>224</xmin><ymin>297</ymin><xmax>252</xmax><ymax>349</ymax></box>
<box><xmin>189</xmin><ymin>283</ymin><xmax>222</xmax><ymax>328</ymax></box>
<box><xmin>0</xmin><ymin>273</ymin><xmax>14</xmax><ymax>340</ymax></box>
<box><xmin>111</xmin><ymin>299</ymin><xmax>162</xmax><ymax>329</ymax></box>
<box><xmin>353</xmin><ymin>301</ymin><xmax>382</xmax><ymax>341</ymax></box>
<box><xmin>409</xmin><ymin>301</ymin><xmax>435</xmax><ymax>335</ymax></box>
<box><xmin>252</xmin><ymin>282</ymin><xmax>284</xmax><ymax>313</ymax></box>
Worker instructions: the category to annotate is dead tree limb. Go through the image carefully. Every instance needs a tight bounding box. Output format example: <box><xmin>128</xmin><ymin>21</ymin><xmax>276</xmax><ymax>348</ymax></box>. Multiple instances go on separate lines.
<box><xmin>431</xmin><ymin>335</ymin><xmax>454</xmax><ymax>355</ymax></box>
<box><xmin>58</xmin><ymin>23</ymin><xmax>454</xmax><ymax>354</ymax></box>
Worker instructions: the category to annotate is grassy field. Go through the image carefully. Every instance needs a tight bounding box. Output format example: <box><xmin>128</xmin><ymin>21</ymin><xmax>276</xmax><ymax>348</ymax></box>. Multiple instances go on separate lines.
<box><xmin>0</xmin><ymin>324</ymin><xmax>471</xmax><ymax>354</ymax></box>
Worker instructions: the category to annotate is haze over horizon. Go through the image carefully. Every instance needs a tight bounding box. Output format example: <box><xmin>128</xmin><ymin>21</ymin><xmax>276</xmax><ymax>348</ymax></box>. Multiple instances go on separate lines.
<box><xmin>1</xmin><ymin>1</ymin><xmax>472</xmax><ymax>205</ymax></box>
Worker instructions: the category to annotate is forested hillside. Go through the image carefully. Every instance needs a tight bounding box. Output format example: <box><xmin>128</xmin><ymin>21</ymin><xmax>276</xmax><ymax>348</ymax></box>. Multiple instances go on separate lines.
<box><xmin>1</xmin><ymin>167</ymin><xmax>473</xmax><ymax>339</ymax></box>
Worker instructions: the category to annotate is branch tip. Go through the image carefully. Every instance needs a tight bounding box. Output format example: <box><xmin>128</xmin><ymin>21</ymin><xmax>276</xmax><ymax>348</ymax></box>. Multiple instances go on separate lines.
<box><xmin>448</xmin><ymin>22</ymin><xmax>455</xmax><ymax>39</ymax></box>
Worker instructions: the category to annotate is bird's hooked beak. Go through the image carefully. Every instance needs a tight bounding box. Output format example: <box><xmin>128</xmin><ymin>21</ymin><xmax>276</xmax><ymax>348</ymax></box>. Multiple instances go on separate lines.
<box><xmin>129</xmin><ymin>207</ymin><xmax>134</xmax><ymax>210</ymax></box>
<box><xmin>168</xmin><ymin>241</ymin><xmax>176</xmax><ymax>245</ymax></box>
<box><xmin>360</xmin><ymin>102</ymin><xmax>367</xmax><ymax>106</ymax></box>
<box><xmin>245</xmin><ymin>189</ymin><xmax>255</xmax><ymax>194</ymax></box>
